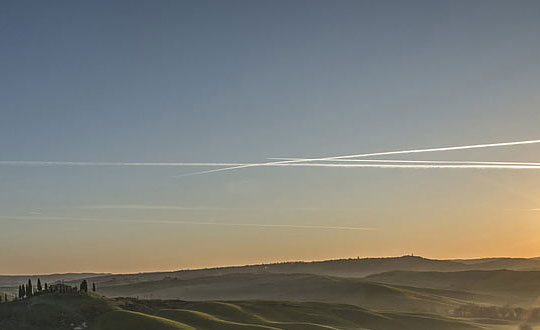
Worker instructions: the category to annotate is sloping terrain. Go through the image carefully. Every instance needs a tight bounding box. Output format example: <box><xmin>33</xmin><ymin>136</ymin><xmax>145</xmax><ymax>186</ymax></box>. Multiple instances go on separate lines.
<box><xmin>365</xmin><ymin>270</ymin><xmax>540</xmax><ymax>306</ymax></box>
<box><xmin>102</xmin><ymin>299</ymin><xmax>486</xmax><ymax>330</ymax></box>
<box><xmin>0</xmin><ymin>293</ymin><xmax>113</xmax><ymax>330</ymax></box>
<box><xmin>97</xmin><ymin>273</ymin><xmax>495</xmax><ymax>313</ymax></box>
<box><xmin>70</xmin><ymin>256</ymin><xmax>472</xmax><ymax>287</ymax></box>
<box><xmin>6</xmin><ymin>256</ymin><xmax>540</xmax><ymax>290</ymax></box>
<box><xmin>0</xmin><ymin>273</ymin><xmax>109</xmax><ymax>288</ymax></box>
<box><xmin>452</xmin><ymin>258</ymin><xmax>540</xmax><ymax>271</ymax></box>
<box><xmin>66</xmin><ymin>256</ymin><xmax>540</xmax><ymax>289</ymax></box>
<box><xmin>0</xmin><ymin>294</ymin><xmax>491</xmax><ymax>330</ymax></box>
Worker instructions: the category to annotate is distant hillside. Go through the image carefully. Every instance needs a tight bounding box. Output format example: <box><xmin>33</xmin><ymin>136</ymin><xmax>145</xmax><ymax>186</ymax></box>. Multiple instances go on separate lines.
<box><xmin>365</xmin><ymin>269</ymin><xmax>540</xmax><ymax>306</ymax></box>
<box><xmin>451</xmin><ymin>257</ymin><xmax>540</xmax><ymax>270</ymax></box>
<box><xmin>0</xmin><ymin>293</ymin><xmax>488</xmax><ymax>330</ymax></box>
<box><xmin>70</xmin><ymin>256</ymin><xmax>474</xmax><ymax>287</ymax></box>
<box><xmin>97</xmin><ymin>272</ymin><xmax>496</xmax><ymax>313</ymax></box>
<box><xmin>0</xmin><ymin>273</ymin><xmax>109</xmax><ymax>288</ymax></box>
<box><xmin>61</xmin><ymin>255</ymin><xmax>540</xmax><ymax>290</ymax></box>
<box><xmin>8</xmin><ymin>255</ymin><xmax>540</xmax><ymax>292</ymax></box>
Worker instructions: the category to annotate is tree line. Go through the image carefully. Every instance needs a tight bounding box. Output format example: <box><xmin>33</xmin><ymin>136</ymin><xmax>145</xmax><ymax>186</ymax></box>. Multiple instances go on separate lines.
<box><xmin>11</xmin><ymin>278</ymin><xmax>97</xmax><ymax>300</ymax></box>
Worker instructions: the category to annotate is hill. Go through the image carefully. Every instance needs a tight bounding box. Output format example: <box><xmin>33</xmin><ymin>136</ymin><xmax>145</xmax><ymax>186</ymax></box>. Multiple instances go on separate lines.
<box><xmin>0</xmin><ymin>293</ymin><xmax>113</xmax><ymax>330</ymax></box>
<box><xmin>96</xmin><ymin>272</ymin><xmax>499</xmax><ymax>313</ymax></box>
<box><xmin>365</xmin><ymin>270</ymin><xmax>540</xmax><ymax>306</ymax></box>
<box><xmin>0</xmin><ymin>293</ymin><xmax>490</xmax><ymax>330</ymax></box>
<box><xmin>451</xmin><ymin>258</ymin><xmax>540</xmax><ymax>270</ymax></box>
<box><xmin>63</xmin><ymin>256</ymin><xmax>540</xmax><ymax>288</ymax></box>
<box><xmin>7</xmin><ymin>256</ymin><xmax>540</xmax><ymax>290</ymax></box>
<box><xmin>66</xmin><ymin>256</ymin><xmax>473</xmax><ymax>287</ymax></box>
<box><xmin>0</xmin><ymin>273</ymin><xmax>109</xmax><ymax>288</ymax></box>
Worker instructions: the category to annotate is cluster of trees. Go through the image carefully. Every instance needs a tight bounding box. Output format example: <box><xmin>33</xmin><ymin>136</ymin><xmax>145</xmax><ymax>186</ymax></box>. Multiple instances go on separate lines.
<box><xmin>18</xmin><ymin>279</ymin><xmax>42</xmax><ymax>299</ymax></box>
<box><xmin>0</xmin><ymin>293</ymin><xmax>8</xmax><ymax>303</ymax></box>
<box><xmin>15</xmin><ymin>278</ymin><xmax>96</xmax><ymax>300</ymax></box>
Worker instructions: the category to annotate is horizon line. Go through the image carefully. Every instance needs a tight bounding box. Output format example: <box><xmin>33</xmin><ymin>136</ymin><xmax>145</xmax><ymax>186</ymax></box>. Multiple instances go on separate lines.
<box><xmin>2</xmin><ymin>254</ymin><xmax>540</xmax><ymax>277</ymax></box>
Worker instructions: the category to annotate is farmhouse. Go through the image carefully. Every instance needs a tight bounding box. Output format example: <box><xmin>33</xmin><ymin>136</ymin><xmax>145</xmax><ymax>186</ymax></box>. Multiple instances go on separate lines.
<box><xmin>48</xmin><ymin>283</ymin><xmax>77</xmax><ymax>293</ymax></box>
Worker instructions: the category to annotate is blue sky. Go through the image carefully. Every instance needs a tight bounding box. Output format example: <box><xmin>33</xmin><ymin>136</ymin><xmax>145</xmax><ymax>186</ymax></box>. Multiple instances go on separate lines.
<box><xmin>2</xmin><ymin>0</ymin><xmax>540</xmax><ymax>274</ymax></box>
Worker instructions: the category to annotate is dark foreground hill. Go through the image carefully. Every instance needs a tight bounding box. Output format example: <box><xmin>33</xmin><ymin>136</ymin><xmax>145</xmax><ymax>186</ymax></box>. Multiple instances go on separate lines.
<box><xmin>0</xmin><ymin>293</ymin><xmax>494</xmax><ymax>330</ymax></box>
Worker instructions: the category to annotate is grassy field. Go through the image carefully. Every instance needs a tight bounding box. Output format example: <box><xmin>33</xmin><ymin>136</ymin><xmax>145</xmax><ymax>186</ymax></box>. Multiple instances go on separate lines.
<box><xmin>0</xmin><ymin>293</ymin><xmax>510</xmax><ymax>330</ymax></box>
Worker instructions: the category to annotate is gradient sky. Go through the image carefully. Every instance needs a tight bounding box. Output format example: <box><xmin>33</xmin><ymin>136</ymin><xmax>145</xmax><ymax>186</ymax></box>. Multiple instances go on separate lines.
<box><xmin>2</xmin><ymin>0</ymin><xmax>540</xmax><ymax>274</ymax></box>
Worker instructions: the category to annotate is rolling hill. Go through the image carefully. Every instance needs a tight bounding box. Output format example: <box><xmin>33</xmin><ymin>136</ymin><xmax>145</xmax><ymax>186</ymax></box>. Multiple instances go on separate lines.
<box><xmin>96</xmin><ymin>272</ymin><xmax>498</xmax><ymax>313</ymax></box>
<box><xmin>58</xmin><ymin>256</ymin><xmax>540</xmax><ymax>289</ymax></box>
<box><xmin>73</xmin><ymin>256</ymin><xmax>472</xmax><ymax>287</ymax></box>
<box><xmin>0</xmin><ymin>293</ymin><xmax>492</xmax><ymax>330</ymax></box>
<box><xmin>7</xmin><ymin>256</ymin><xmax>540</xmax><ymax>290</ymax></box>
<box><xmin>365</xmin><ymin>270</ymin><xmax>540</xmax><ymax>306</ymax></box>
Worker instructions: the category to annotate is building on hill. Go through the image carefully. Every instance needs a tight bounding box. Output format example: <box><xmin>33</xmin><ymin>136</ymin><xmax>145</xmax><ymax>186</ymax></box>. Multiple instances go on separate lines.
<box><xmin>49</xmin><ymin>283</ymin><xmax>77</xmax><ymax>293</ymax></box>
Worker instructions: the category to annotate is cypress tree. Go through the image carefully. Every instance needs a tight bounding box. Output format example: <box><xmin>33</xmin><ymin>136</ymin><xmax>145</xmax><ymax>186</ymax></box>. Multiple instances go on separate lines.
<box><xmin>37</xmin><ymin>278</ymin><xmax>42</xmax><ymax>292</ymax></box>
<box><xmin>45</xmin><ymin>283</ymin><xmax>48</xmax><ymax>291</ymax></box>
<box><xmin>92</xmin><ymin>282</ymin><xmax>96</xmax><ymax>292</ymax></box>
<box><xmin>80</xmin><ymin>280</ymin><xmax>88</xmax><ymax>293</ymax></box>
<box><xmin>21</xmin><ymin>285</ymin><xmax>26</xmax><ymax>298</ymax></box>
<box><xmin>26</xmin><ymin>279</ymin><xmax>32</xmax><ymax>297</ymax></box>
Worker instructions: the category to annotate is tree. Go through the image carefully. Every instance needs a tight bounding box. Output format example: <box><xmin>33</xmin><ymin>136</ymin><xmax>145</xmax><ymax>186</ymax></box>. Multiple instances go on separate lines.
<box><xmin>21</xmin><ymin>284</ymin><xmax>26</xmax><ymax>298</ymax></box>
<box><xmin>92</xmin><ymin>282</ymin><xmax>96</xmax><ymax>292</ymax></box>
<box><xmin>80</xmin><ymin>280</ymin><xmax>88</xmax><ymax>293</ymax></box>
<box><xmin>37</xmin><ymin>278</ymin><xmax>42</xmax><ymax>292</ymax></box>
<box><xmin>44</xmin><ymin>283</ymin><xmax>48</xmax><ymax>291</ymax></box>
<box><xmin>26</xmin><ymin>279</ymin><xmax>33</xmax><ymax>297</ymax></box>
<box><xmin>4</xmin><ymin>293</ymin><xmax>6</xmax><ymax>302</ymax></box>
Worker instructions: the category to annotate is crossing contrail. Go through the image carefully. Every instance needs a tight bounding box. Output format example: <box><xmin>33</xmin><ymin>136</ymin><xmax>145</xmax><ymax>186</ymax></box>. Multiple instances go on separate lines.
<box><xmin>269</xmin><ymin>158</ymin><xmax>540</xmax><ymax>166</ymax></box>
<box><xmin>0</xmin><ymin>215</ymin><xmax>374</xmax><ymax>231</ymax></box>
<box><xmin>176</xmin><ymin>138</ymin><xmax>540</xmax><ymax>176</ymax></box>
<box><xmin>173</xmin><ymin>163</ymin><xmax>540</xmax><ymax>177</ymax></box>
<box><xmin>5</xmin><ymin>159</ymin><xmax>540</xmax><ymax>170</ymax></box>
<box><xmin>2</xmin><ymin>139</ymin><xmax>540</xmax><ymax>175</ymax></box>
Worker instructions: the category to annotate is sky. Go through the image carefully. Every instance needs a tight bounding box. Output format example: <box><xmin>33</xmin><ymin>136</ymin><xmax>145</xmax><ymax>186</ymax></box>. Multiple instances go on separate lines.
<box><xmin>2</xmin><ymin>0</ymin><xmax>540</xmax><ymax>274</ymax></box>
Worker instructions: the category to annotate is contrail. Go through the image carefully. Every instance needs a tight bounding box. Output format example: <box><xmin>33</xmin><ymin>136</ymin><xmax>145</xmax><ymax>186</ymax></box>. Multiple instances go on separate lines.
<box><xmin>269</xmin><ymin>158</ymin><xmax>540</xmax><ymax>166</ymax></box>
<box><xmin>251</xmin><ymin>164</ymin><xmax>540</xmax><ymax>169</ymax></box>
<box><xmin>174</xmin><ymin>163</ymin><xmax>540</xmax><ymax>177</ymax></box>
<box><xmin>177</xmin><ymin>138</ymin><xmax>540</xmax><ymax>176</ymax></box>
<box><xmin>0</xmin><ymin>215</ymin><xmax>374</xmax><ymax>231</ymax></box>
<box><xmin>0</xmin><ymin>161</ymin><xmax>246</xmax><ymax>167</ymax></box>
<box><xmin>81</xmin><ymin>204</ymin><xmax>323</xmax><ymax>211</ymax></box>
<box><xmin>3</xmin><ymin>159</ymin><xmax>540</xmax><ymax>173</ymax></box>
